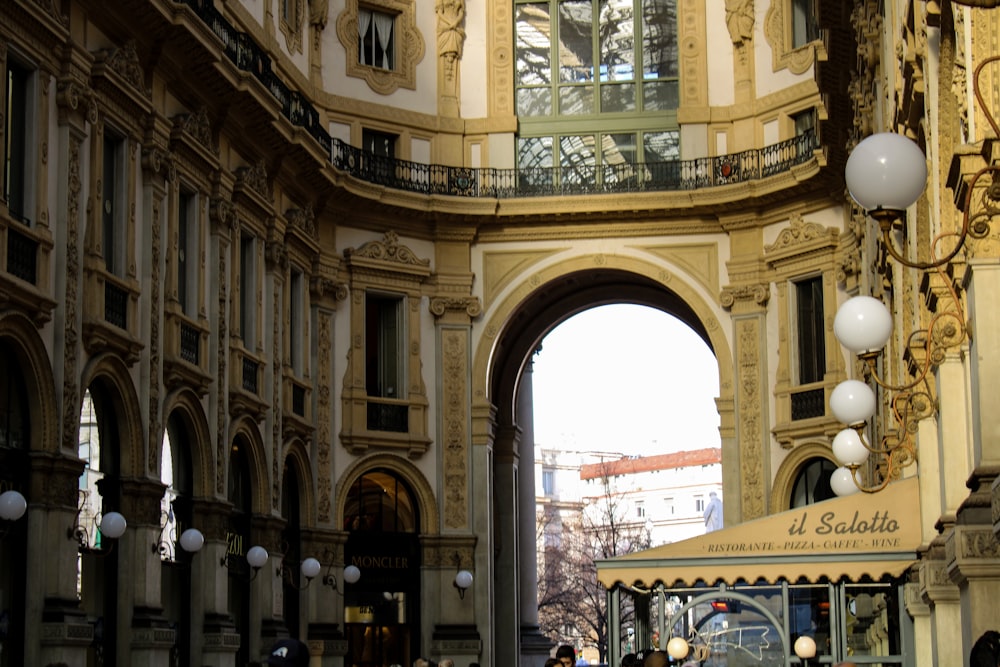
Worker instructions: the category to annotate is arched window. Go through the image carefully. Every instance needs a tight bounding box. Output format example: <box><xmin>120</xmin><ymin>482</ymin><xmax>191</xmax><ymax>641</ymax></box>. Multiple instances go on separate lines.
<box><xmin>344</xmin><ymin>469</ymin><xmax>418</xmax><ymax>532</ymax></box>
<box><xmin>790</xmin><ymin>457</ymin><xmax>836</xmax><ymax>508</ymax></box>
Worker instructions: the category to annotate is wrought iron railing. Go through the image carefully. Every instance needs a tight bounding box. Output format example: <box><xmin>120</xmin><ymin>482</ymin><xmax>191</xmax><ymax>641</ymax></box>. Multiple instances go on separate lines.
<box><xmin>790</xmin><ymin>387</ymin><xmax>826</xmax><ymax>420</ymax></box>
<box><xmin>6</xmin><ymin>226</ymin><xmax>37</xmax><ymax>283</ymax></box>
<box><xmin>367</xmin><ymin>399</ymin><xmax>408</xmax><ymax>433</ymax></box>
<box><xmin>180</xmin><ymin>322</ymin><xmax>200</xmax><ymax>365</ymax></box>
<box><xmin>105</xmin><ymin>282</ymin><xmax>128</xmax><ymax>329</ymax></box>
<box><xmin>175</xmin><ymin>0</ymin><xmax>821</xmax><ymax>200</ymax></box>
<box><xmin>242</xmin><ymin>356</ymin><xmax>259</xmax><ymax>394</ymax></box>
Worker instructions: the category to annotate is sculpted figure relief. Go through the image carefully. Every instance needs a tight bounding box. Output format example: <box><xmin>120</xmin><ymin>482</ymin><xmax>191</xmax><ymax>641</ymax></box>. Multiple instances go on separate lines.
<box><xmin>436</xmin><ymin>0</ymin><xmax>466</xmax><ymax>60</ymax></box>
<box><xmin>725</xmin><ymin>0</ymin><xmax>754</xmax><ymax>44</ymax></box>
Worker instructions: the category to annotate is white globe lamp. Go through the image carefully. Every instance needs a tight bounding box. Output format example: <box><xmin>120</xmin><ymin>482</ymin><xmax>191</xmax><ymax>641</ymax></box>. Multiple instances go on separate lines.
<box><xmin>343</xmin><ymin>564</ymin><xmax>361</xmax><ymax>584</ymax></box>
<box><xmin>301</xmin><ymin>557</ymin><xmax>322</xmax><ymax>580</ymax></box>
<box><xmin>830</xmin><ymin>467</ymin><xmax>861</xmax><ymax>496</ymax></box>
<box><xmin>830</xmin><ymin>380</ymin><xmax>876</xmax><ymax>426</ymax></box>
<box><xmin>179</xmin><ymin>527</ymin><xmax>205</xmax><ymax>553</ymax></box>
<box><xmin>845</xmin><ymin>133</ymin><xmax>927</xmax><ymax>213</ymax></box>
<box><xmin>666</xmin><ymin>636</ymin><xmax>689</xmax><ymax>660</ymax></box>
<box><xmin>834</xmin><ymin>296</ymin><xmax>893</xmax><ymax>355</ymax></box>
<box><xmin>246</xmin><ymin>545</ymin><xmax>269</xmax><ymax>569</ymax></box>
<box><xmin>0</xmin><ymin>490</ymin><xmax>27</xmax><ymax>521</ymax></box>
<box><xmin>832</xmin><ymin>428</ymin><xmax>870</xmax><ymax>467</ymax></box>
<box><xmin>794</xmin><ymin>635</ymin><xmax>817</xmax><ymax>661</ymax></box>
<box><xmin>100</xmin><ymin>511</ymin><xmax>128</xmax><ymax>539</ymax></box>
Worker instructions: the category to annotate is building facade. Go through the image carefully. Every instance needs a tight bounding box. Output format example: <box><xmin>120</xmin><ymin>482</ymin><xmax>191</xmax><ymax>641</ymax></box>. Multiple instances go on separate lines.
<box><xmin>0</xmin><ymin>0</ymin><xmax>997</xmax><ymax>666</ymax></box>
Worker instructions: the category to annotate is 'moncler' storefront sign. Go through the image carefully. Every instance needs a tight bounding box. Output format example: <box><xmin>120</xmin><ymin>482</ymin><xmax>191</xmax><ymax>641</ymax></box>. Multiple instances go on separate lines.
<box><xmin>596</xmin><ymin>477</ymin><xmax>922</xmax><ymax>588</ymax></box>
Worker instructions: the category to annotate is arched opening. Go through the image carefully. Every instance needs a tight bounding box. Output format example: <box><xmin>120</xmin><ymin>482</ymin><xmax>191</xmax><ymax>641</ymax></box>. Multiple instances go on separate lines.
<box><xmin>480</xmin><ymin>266</ymin><xmax>729</xmax><ymax>666</ymax></box>
<box><xmin>343</xmin><ymin>468</ymin><xmax>421</xmax><ymax>667</ymax></box>
<box><xmin>0</xmin><ymin>342</ymin><xmax>30</xmax><ymax>667</ymax></box>
<box><xmin>160</xmin><ymin>411</ymin><xmax>197</xmax><ymax>665</ymax></box>
<box><xmin>77</xmin><ymin>383</ymin><xmax>124</xmax><ymax>667</ymax></box>
<box><xmin>227</xmin><ymin>436</ymin><xmax>254</xmax><ymax>667</ymax></box>
<box><xmin>281</xmin><ymin>463</ymin><xmax>304</xmax><ymax>637</ymax></box>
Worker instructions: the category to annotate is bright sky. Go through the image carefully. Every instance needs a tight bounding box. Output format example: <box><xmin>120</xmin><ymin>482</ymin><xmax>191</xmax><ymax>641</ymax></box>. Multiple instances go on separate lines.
<box><xmin>532</xmin><ymin>304</ymin><xmax>721</xmax><ymax>456</ymax></box>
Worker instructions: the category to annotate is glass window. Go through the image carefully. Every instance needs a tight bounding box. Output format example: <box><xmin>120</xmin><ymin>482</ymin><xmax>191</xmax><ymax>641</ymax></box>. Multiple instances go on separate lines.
<box><xmin>790</xmin><ymin>457</ymin><xmax>836</xmax><ymax>508</ymax></box>
<box><xmin>791</xmin><ymin>0</ymin><xmax>818</xmax><ymax>48</ymax></box>
<box><xmin>542</xmin><ymin>469</ymin><xmax>555</xmax><ymax>496</ymax></box>
<box><xmin>363</xmin><ymin>129</ymin><xmax>397</xmax><ymax>158</ymax></box>
<box><xmin>239</xmin><ymin>231</ymin><xmax>256</xmax><ymax>348</ymax></box>
<box><xmin>344</xmin><ymin>469</ymin><xmax>418</xmax><ymax>533</ymax></box>
<box><xmin>289</xmin><ymin>268</ymin><xmax>305</xmax><ymax>375</ymax></box>
<box><xmin>515</xmin><ymin>0</ymin><xmax>680</xmax><ymax>175</ymax></box>
<box><xmin>365</xmin><ymin>292</ymin><xmax>404</xmax><ymax>399</ymax></box>
<box><xmin>4</xmin><ymin>59</ymin><xmax>31</xmax><ymax>225</ymax></box>
<box><xmin>177</xmin><ymin>191</ymin><xmax>196</xmax><ymax>316</ymax></box>
<box><xmin>795</xmin><ymin>276</ymin><xmax>825</xmax><ymax>385</ymax></box>
<box><xmin>102</xmin><ymin>131</ymin><xmax>126</xmax><ymax>277</ymax></box>
<box><xmin>359</xmin><ymin>8</ymin><xmax>395</xmax><ymax>70</ymax></box>
<box><xmin>842</xmin><ymin>583</ymin><xmax>903</xmax><ymax>658</ymax></box>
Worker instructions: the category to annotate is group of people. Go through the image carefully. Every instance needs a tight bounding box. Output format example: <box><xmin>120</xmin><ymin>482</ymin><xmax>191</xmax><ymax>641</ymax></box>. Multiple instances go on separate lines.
<box><xmin>263</xmin><ymin>631</ymin><xmax>1000</xmax><ymax>667</ymax></box>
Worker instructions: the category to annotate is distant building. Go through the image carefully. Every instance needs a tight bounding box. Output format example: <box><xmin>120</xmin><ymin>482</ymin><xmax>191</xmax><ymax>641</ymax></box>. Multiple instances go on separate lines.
<box><xmin>536</xmin><ymin>446</ymin><xmax>723</xmax><ymax>548</ymax></box>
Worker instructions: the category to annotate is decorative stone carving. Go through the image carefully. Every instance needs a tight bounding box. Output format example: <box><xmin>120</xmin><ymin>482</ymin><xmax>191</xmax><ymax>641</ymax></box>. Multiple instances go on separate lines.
<box><xmin>764</xmin><ymin>214</ymin><xmax>832</xmax><ymax>253</ymax></box>
<box><xmin>429</xmin><ymin>296</ymin><xmax>482</xmax><ymax>318</ymax></box>
<box><xmin>344</xmin><ymin>231</ymin><xmax>430</xmax><ymax>268</ymax></box>
<box><xmin>175</xmin><ymin>107</ymin><xmax>216</xmax><ymax>155</ymax></box>
<box><xmin>287</xmin><ymin>206</ymin><xmax>316</xmax><ymax>237</ymax></box>
<box><xmin>235</xmin><ymin>159</ymin><xmax>270</xmax><ymax>202</ymax></box>
<box><xmin>720</xmin><ymin>283</ymin><xmax>770</xmax><ymax>309</ymax></box>
<box><xmin>100</xmin><ymin>40</ymin><xmax>148</xmax><ymax>98</ymax></box>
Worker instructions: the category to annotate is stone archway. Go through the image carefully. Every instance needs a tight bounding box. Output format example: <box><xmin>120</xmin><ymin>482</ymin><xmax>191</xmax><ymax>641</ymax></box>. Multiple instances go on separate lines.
<box><xmin>470</xmin><ymin>256</ymin><xmax>734</xmax><ymax>667</ymax></box>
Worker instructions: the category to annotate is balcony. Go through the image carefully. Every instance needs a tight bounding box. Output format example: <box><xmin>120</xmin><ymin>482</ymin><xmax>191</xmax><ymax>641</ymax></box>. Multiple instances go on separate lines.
<box><xmin>176</xmin><ymin>0</ymin><xmax>823</xmax><ymax>202</ymax></box>
<box><xmin>1</xmin><ymin>206</ymin><xmax>56</xmax><ymax>325</ymax></box>
<box><xmin>229</xmin><ymin>346</ymin><xmax>268</xmax><ymax>420</ymax></box>
<box><xmin>164</xmin><ymin>311</ymin><xmax>212</xmax><ymax>395</ymax></box>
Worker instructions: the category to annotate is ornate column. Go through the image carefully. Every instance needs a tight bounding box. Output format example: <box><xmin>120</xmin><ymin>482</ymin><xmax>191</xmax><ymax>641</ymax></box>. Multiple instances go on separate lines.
<box><xmin>35</xmin><ymin>55</ymin><xmax>97</xmax><ymax>667</ymax></box>
<box><xmin>517</xmin><ymin>358</ymin><xmax>554</xmax><ymax>667</ymax></box>
<box><xmin>430</xmin><ymin>295</ymin><xmax>487</xmax><ymax>661</ymax></box>
<box><xmin>192</xmin><ymin>498</ymin><xmax>241</xmax><ymax>667</ymax></box>
<box><xmin>919</xmin><ymin>539</ymin><xmax>962</xmax><ymax>667</ymax></box>
<box><xmin>121</xmin><ymin>478</ymin><xmax>175</xmax><ymax>667</ymax></box>
<box><xmin>492</xmin><ymin>425</ymin><xmax>521</xmax><ymax>667</ymax></box>
<box><xmin>719</xmin><ymin>280</ymin><xmax>771</xmax><ymax>521</ymax></box>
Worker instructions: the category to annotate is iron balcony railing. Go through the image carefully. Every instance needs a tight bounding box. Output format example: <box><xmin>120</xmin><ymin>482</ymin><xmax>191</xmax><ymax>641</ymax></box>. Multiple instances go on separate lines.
<box><xmin>178</xmin><ymin>0</ymin><xmax>820</xmax><ymax>199</ymax></box>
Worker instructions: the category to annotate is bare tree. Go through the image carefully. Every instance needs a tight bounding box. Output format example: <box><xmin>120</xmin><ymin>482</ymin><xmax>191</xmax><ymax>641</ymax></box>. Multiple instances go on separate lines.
<box><xmin>537</xmin><ymin>459</ymin><xmax>651</xmax><ymax>663</ymax></box>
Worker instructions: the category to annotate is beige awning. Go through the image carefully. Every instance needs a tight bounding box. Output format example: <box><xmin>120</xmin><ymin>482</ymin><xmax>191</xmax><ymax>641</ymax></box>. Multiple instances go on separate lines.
<box><xmin>596</xmin><ymin>476</ymin><xmax>921</xmax><ymax>589</ymax></box>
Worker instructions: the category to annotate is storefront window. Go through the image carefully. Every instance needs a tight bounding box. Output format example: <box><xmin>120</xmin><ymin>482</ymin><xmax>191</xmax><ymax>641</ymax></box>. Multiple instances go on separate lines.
<box><xmin>344</xmin><ymin>469</ymin><xmax>421</xmax><ymax>667</ymax></box>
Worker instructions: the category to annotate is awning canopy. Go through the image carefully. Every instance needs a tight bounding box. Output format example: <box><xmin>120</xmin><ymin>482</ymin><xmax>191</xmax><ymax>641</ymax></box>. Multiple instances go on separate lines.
<box><xmin>597</xmin><ymin>477</ymin><xmax>922</xmax><ymax>589</ymax></box>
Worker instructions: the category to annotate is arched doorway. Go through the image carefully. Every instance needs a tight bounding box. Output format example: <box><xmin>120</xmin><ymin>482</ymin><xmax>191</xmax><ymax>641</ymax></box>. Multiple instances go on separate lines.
<box><xmin>0</xmin><ymin>343</ymin><xmax>30</xmax><ymax>667</ymax></box>
<box><xmin>160</xmin><ymin>411</ymin><xmax>198</xmax><ymax>665</ymax></box>
<box><xmin>227</xmin><ymin>436</ymin><xmax>254</xmax><ymax>667</ymax></box>
<box><xmin>343</xmin><ymin>468</ymin><xmax>422</xmax><ymax>667</ymax></box>
<box><xmin>473</xmin><ymin>263</ymin><xmax>733</xmax><ymax>666</ymax></box>
<box><xmin>77</xmin><ymin>383</ymin><xmax>125</xmax><ymax>667</ymax></box>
